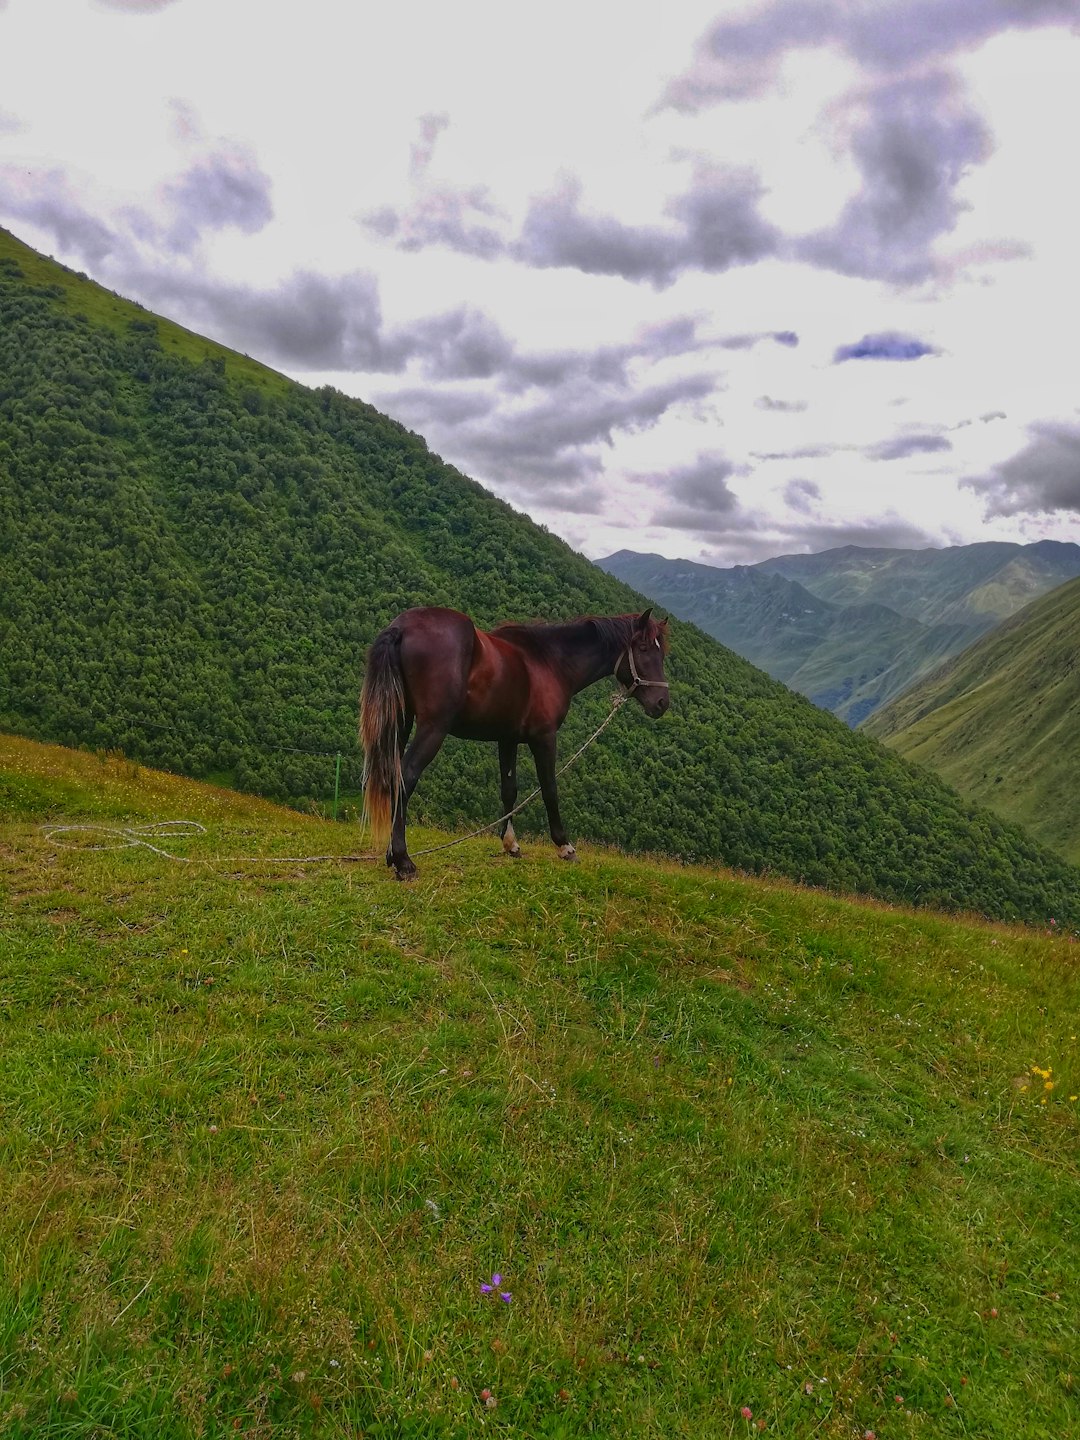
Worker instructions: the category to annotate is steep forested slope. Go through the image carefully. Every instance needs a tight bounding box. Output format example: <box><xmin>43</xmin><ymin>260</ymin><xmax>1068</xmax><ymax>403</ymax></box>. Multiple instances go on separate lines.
<box><xmin>2</xmin><ymin>224</ymin><xmax>1078</xmax><ymax>924</ymax></box>
<box><xmin>866</xmin><ymin>577</ymin><xmax>1080</xmax><ymax>863</ymax></box>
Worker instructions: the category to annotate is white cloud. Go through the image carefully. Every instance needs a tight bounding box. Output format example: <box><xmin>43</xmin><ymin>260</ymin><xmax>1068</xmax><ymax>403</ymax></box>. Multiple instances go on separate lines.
<box><xmin>0</xmin><ymin>0</ymin><xmax>1078</xmax><ymax>564</ymax></box>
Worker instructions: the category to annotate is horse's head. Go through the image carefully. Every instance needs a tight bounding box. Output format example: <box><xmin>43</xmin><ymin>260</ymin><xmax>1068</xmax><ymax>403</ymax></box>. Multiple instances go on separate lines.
<box><xmin>617</xmin><ymin>609</ymin><xmax>670</xmax><ymax>718</ymax></box>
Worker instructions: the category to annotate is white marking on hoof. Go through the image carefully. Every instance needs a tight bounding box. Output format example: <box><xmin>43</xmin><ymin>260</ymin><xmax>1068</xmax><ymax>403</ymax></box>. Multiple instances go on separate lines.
<box><xmin>558</xmin><ymin>843</ymin><xmax>578</xmax><ymax>862</ymax></box>
<box><xmin>502</xmin><ymin>823</ymin><xmax>522</xmax><ymax>857</ymax></box>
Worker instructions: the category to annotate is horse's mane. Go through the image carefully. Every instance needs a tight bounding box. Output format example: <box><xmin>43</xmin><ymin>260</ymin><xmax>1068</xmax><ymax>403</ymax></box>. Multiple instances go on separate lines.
<box><xmin>491</xmin><ymin>614</ymin><xmax>643</xmax><ymax>659</ymax></box>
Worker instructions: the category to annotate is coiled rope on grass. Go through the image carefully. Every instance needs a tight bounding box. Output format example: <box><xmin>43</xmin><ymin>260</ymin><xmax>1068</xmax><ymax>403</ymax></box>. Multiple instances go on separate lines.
<box><xmin>40</xmin><ymin>691</ymin><xmax>631</xmax><ymax>868</ymax></box>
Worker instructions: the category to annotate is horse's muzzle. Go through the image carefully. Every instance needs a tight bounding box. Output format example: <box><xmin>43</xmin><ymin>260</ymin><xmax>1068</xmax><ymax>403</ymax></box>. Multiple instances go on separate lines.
<box><xmin>641</xmin><ymin>688</ymin><xmax>670</xmax><ymax>718</ymax></box>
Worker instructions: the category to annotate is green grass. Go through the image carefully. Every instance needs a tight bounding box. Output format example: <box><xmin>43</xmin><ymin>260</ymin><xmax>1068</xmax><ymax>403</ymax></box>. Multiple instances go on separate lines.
<box><xmin>2</xmin><ymin>734</ymin><xmax>1079</xmax><ymax>1438</ymax></box>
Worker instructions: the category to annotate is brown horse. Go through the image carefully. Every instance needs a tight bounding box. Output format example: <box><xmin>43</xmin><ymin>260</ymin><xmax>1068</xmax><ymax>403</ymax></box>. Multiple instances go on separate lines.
<box><xmin>360</xmin><ymin>606</ymin><xmax>670</xmax><ymax>879</ymax></box>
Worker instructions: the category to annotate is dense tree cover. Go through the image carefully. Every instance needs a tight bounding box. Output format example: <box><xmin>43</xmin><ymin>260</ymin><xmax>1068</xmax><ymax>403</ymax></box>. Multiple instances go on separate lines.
<box><xmin>2</xmin><ymin>238</ymin><xmax>1079</xmax><ymax>925</ymax></box>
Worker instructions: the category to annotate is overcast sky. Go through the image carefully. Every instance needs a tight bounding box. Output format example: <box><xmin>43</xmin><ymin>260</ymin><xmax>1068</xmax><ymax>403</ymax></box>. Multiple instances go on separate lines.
<box><xmin>2</xmin><ymin>0</ymin><xmax>1079</xmax><ymax>565</ymax></box>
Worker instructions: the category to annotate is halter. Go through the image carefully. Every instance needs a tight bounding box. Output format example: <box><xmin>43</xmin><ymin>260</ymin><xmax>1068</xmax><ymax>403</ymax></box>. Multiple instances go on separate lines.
<box><xmin>616</xmin><ymin>641</ymin><xmax>669</xmax><ymax>695</ymax></box>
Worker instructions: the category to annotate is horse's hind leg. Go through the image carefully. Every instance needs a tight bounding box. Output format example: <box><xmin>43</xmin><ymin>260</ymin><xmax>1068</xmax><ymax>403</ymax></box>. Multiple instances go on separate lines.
<box><xmin>388</xmin><ymin>721</ymin><xmax>446</xmax><ymax>880</ymax></box>
<box><xmin>498</xmin><ymin>738</ymin><xmax>521</xmax><ymax>857</ymax></box>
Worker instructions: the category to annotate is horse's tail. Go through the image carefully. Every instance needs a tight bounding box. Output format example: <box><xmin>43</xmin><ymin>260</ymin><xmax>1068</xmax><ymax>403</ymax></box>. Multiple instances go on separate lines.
<box><xmin>360</xmin><ymin>625</ymin><xmax>406</xmax><ymax>850</ymax></box>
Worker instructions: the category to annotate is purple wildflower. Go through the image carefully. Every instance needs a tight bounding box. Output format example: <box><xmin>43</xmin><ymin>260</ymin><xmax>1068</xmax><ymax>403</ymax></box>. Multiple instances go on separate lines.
<box><xmin>480</xmin><ymin>1272</ymin><xmax>511</xmax><ymax>1303</ymax></box>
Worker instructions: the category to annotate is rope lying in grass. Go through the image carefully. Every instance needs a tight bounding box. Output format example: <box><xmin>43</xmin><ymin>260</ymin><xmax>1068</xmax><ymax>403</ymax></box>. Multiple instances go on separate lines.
<box><xmin>41</xmin><ymin>692</ymin><xmax>631</xmax><ymax>868</ymax></box>
<box><xmin>41</xmin><ymin>820</ymin><xmax>210</xmax><ymax>862</ymax></box>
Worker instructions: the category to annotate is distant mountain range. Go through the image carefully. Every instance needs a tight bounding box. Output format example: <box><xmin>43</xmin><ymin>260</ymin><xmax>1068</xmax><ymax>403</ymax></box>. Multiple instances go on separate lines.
<box><xmin>864</xmin><ymin>575</ymin><xmax>1080</xmax><ymax>864</ymax></box>
<box><xmin>598</xmin><ymin>542</ymin><xmax>1080</xmax><ymax>725</ymax></box>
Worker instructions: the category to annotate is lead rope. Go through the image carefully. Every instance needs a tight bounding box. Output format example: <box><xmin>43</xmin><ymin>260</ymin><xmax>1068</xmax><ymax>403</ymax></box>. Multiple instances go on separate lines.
<box><xmin>40</xmin><ymin>685</ymin><xmax>635</xmax><ymax>869</ymax></box>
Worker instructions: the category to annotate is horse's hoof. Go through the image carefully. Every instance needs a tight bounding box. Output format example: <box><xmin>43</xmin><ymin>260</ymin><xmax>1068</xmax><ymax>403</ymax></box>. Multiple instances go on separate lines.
<box><xmin>393</xmin><ymin>859</ymin><xmax>418</xmax><ymax>881</ymax></box>
<box><xmin>557</xmin><ymin>844</ymin><xmax>578</xmax><ymax>863</ymax></box>
<box><xmin>506</xmin><ymin>844</ymin><xmax>522</xmax><ymax>859</ymax></box>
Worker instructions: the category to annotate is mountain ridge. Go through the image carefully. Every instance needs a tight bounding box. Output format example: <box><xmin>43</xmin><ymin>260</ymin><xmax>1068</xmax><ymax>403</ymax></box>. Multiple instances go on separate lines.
<box><xmin>599</xmin><ymin>542</ymin><xmax>1080</xmax><ymax>724</ymax></box>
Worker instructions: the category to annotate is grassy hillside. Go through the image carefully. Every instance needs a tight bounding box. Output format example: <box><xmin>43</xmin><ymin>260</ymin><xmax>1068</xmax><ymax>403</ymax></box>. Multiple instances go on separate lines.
<box><xmin>3</xmin><ymin>222</ymin><xmax>1080</xmax><ymax>927</ymax></box>
<box><xmin>865</xmin><ymin>577</ymin><xmax>1080</xmax><ymax>864</ymax></box>
<box><xmin>2</xmin><ymin>734</ymin><xmax>1079</xmax><ymax>1439</ymax></box>
<box><xmin>600</xmin><ymin>544</ymin><xmax>1080</xmax><ymax>727</ymax></box>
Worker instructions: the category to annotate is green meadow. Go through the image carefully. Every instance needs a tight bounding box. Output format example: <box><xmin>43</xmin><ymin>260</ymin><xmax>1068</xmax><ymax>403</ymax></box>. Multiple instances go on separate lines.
<box><xmin>1</xmin><ymin>734</ymin><xmax>1078</xmax><ymax>1438</ymax></box>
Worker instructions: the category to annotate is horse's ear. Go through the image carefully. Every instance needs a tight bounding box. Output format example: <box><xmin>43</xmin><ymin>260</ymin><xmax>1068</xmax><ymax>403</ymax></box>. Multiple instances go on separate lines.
<box><xmin>634</xmin><ymin>608</ymin><xmax>652</xmax><ymax>632</ymax></box>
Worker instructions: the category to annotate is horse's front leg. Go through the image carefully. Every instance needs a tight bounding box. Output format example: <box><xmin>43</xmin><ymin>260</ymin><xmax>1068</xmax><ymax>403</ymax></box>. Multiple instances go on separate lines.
<box><xmin>388</xmin><ymin>722</ymin><xmax>447</xmax><ymax>880</ymax></box>
<box><xmin>528</xmin><ymin>732</ymin><xmax>576</xmax><ymax>862</ymax></box>
<box><xmin>498</xmin><ymin>738</ymin><xmax>521</xmax><ymax>857</ymax></box>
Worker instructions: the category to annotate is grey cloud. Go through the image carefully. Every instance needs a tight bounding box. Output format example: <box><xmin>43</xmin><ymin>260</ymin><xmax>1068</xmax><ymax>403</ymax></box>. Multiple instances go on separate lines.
<box><xmin>650</xmin><ymin>453</ymin><xmax>742</xmax><ymax>534</ymax></box>
<box><xmin>513</xmin><ymin>166</ymin><xmax>779</xmax><ymax>287</ymax></box>
<box><xmin>642</xmin><ymin>509</ymin><xmax>944</xmax><ymax>567</ymax></box>
<box><xmin>719</xmin><ymin>329</ymin><xmax>799</xmax><ymax>351</ymax></box>
<box><xmin>138</xmin><ymin>266</ymin><xmax>410</xmax><ymax>372</ymax></box>
<box><xmin>360</xmin><ymin>184</ymin><xmax>506</xmax><ymax>260</ymax></box>
<box><xmin>504</xmin><ymin>317</ymin><xmax>704</xmax><ymax>394</ymax></box>
<box><xmin>981</xmin><ymin>410</ymin><xmax>1006</xmax><ymax>423</ymax></box>
<box><xmin>785</xmin><ymin>517</ymin><xmax>946</xmax><ymax>550</ymax></box>
<box><xmin>667</xmin><ymin>165</ymin><xmax>782</xmax><ymax>274</ymax></box>
<box><xmin>376</xmin><ymin>387</ymin><xmax>498</xmax><ymax>429</ymax></box>
<box><xmin>666</xmin><ymin>453</ymin><xmax>739</xmax><ymax>510</ymax></box>
<box><xmin>754</xmin><ymin>443</ymin><xmax>839</xmax><ymax>461</ymax></box>
<box><xmin>388</xmin><ymin>373</ymin><xmax>716</xmax><ymax>506</ymax></box>
<box><xmin>402</xmin><ymin>308</ymin><xmax>515</xmax><ymax>380</ymax></box>
<box><xmin>151</xmin><ymin>268</ymin><xmax>666</xmax><ymax>391</ymax></box>
<box><xmin>662</xmin><ymin>3</ymin><xmax>1059</xmax><ymax>285</ymax></box>
<box><xmin>368</xmin><ymin>161</ymin><xmax>779</xmax><ymax>287</ymax></box>
<box><xmin>800</xmin><ymin>72</ymin><xmax>991</xmax><ymax>283</ymax></box>
<box><xmin>0</xmin><ymin>170</ymin><xmax>122</xmax><ymax>266</ymax></box>
<box><xmin>784</xmin><ymin>478</ymin><xmax>821</xmax><ymax>512</ymax></box>
<box><xmin>506</xmin><ymin>346</ymin><xmax>630</xmax><ymax>392</ymax></box>
<box><xmin>410</xmin><ymin>112</ymin><xmax>449</xmax><ymax>179</ymax></box>
<box><xmin>639</xmin><ymin>315</ymin><xmax>702</xmax><ymax>357</ymax></box>
<box><xmin>741</xmin><ymin>514</ymin><xmax>942</xmax><ymax>562</ymax></box>
<box><xmin>1</xmin><ymin>151</ymin><xmax>273</xmax><ymax>267</ymax></box>
<box><xmin>663</xmin><ymin>1</ymin><xmax>835</xmax><ymax>108</ymax></box>
<box><xmin>162</xmin><ymin>150</ymin><xmax>274</xmax><ymax>253</ymax></box>
<box><xmin>969</xmin><ymin>422</ymin><xmax>1080</xmax><ymax>516</ymax></box>
<box><xmin>470</xmin><ymin>374</ymin><xmax>716</xmax><ymax>462</ymax></box>
<box><xmin>757</xmin><ymin>396</ymin><xmax>808</xmax><ymax>412</ymax></box>
<box><xmin>663</xmin><ymin>0</ymin><xmax>1079</xmax><ymax>109</ymax></box>
<box><xmin>531</xmin><ymin>481</ymin><xmax>610</xmax><ymax>515</ymax></box>
<box><xmin>516</xmin><ymin>177</ymin><xmax>682</xmax><ymax>286</ymax></box>
<box><xmin>834</xmin><ymin>331</ymin><xmax>936</xmax><ymax>362</ymax></box>
<box><xmin>0</xmin><ymin>109</ymin><xmax>21</xmax><ymax>135</ymax></box>
<box><xmin>362</xmin><ymin>207</ymin><xmax>399</xmax><ymax>240</ymax></box>
<box><xmin>651</xmin><ymin>502</ymin><xmax>742</xmax><ymax>536</ymax></box>
<box><xmin>868</xmin><ymin>432</ymin><xmax>952</xmax><ymax>461</ymax></box>
<box><xmin>93</xmin><ymin>0</ymin><xmax>183</xmax><ymax>9</ymax></box>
